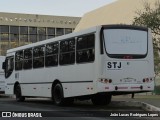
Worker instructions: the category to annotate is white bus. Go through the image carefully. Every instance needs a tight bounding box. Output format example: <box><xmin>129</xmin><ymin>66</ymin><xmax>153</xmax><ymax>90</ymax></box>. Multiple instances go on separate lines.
<box><xmin>0</xmin><ymin>56</ymin><xmax>5</xmax><ymax>94</ymax></box>
<box><xmin>3</xmin><ymin>25</ymin><xmax>155</xmax><ymax>105</ymax></box>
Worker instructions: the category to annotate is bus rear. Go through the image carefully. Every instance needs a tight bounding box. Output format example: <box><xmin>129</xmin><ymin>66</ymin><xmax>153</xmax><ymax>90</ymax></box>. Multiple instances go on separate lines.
<box><xmin>98</xmin><ymin>25</ymin><xmax>154</xmax><ymax>94</ymax></box>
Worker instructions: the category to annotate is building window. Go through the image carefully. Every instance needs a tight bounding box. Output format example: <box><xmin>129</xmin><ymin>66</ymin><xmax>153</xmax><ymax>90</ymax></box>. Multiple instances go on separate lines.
<box><xmin>38</xmin><ymin>27</ymin><xmax>46</xmax><ymax>34</ymax></box>
<box><xmin>0</xmin><ymin>33</ymin><xmax>9</xmax><ymax>55</ymax></box>
<box><xmin>65</xmin><ymin>28</ymin><xmax>72</xmax><ymax>34</ymax></box>
<box><xmin>38</xmin><ymin>35</ymin><xmax>46</xmax><ymax>41</ymax></box>
<box><xmin>10</xmin><ymin>34</ymin><xmax>19</xmax><ymax>41</ymax></box>
<box><xmin>10</xmin><ymin>26</ymin><xmax>19</xmax><ymax>34</ymax></box>
<box><xmin>29</xmin><ymin>35</ymin><xmax>37</xmax><ymax>43</ymax></box>
<box><xmin>33</xmin><ymin>46</ymin><xmax>45</xmax><ymax>68</ymax></box>
<box><xmin>1</xmin><ymin>33</ymin><xmax>9</xmax><ymax>41</ymax></box>
<box><xmin>15</xmin><ymin>51</ymin><xmax>23</xmax><ymax>70</ymax></box>
<box><xmin>0</xmin><ymin>25</ymin><xmax>9</xmax><ymax>33</ymax></box>
<box><xmin>56</xmin><ymin>28</ymin><xmax>64</xmax><ymax>36</ymax></box>
<box><xmin>23</xmin><ymin>48</ymin><xmax>32</xmax><ymax>69</ymax></box>
<box><xmin>20</xmin><ymin>35</ymin><xmax>28</xmax><ymax>40</ymax></box>
<box><xmin>60</xmin><ymin>38</ymin><xmax>75</xmax><ymax>65</ymax></box>
<box><xmin>38</xmin><ymin>27</ymin><xmax>46</xmax><ymax>41</ymax></box>
<box><xmin>45</xmin><ymin>42</ymin><xmax>59</xmax><ymax>67</ymax></box>
<box><xmin>10</xmin><ymin>34</ymin><xmax>19</xmax><ymax>48</ymax></box>
<box><xmin>76</xmin><ymin>34</ymin><xmax>95</xmax><ymax>63</ymax></box>
<box><xmin>47</xmin><ymin>27</ymin><xmax>55</xmax><ymax>35</ymax></box>
<box><xmin>29</xmin><ymin>27</ymin><xmax>37</xmax><ymax>34</ymax></box>
<box><xmin>20</xmin><ymin>26</ymin><xmax>28</xmax><ymax>34</ymax></box>
<box><xmin>48</xmin><ymin>35</ymin><xmax>55</xmax><ymax>39</ymax></box>
<box><xmin>20</xmin><ymin>34</ymin><xmax>28</xmax><ymax>46</ymax></box>
<box><xmin>20</xmin><ymin>26</ymin><xmax>28</xmax><ymax>46</ymax></box>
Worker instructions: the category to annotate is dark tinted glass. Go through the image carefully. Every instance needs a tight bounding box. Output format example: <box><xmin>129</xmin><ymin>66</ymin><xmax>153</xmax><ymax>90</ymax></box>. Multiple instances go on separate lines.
<box><xmin>0</xmin><ymin>25</ymin><xmax>9</xmax><ymax>33</ymax></box>
<box><xmin>76</xmin><ymin>34</ymin><xmax>95</xmax><ymax>63</ymax></box>
<box><xmin>10</xmin><ymin>26</ymin><xmax>19</xmax><ymax>34</ymax></box>
<box><xmin>46</xmin><ymin>42</ymin><xmax>59</xmax><ymax>55</ymax></box>
<box><xmin>15</xmin><ymin>51</ymin><xmax>23</xmax><ymax>70</ymax></box>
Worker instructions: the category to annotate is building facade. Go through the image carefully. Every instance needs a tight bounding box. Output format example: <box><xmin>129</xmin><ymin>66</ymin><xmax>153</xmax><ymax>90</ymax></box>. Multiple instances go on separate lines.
<box><xmin>75</xmin><ymin>0</ymin><xmax>157</xmax><ymax>32</ymax></box>
<box><xmin>0</xmin><ymin>12</ymin><xmax>81</xmax><ymax>55</ymax></box>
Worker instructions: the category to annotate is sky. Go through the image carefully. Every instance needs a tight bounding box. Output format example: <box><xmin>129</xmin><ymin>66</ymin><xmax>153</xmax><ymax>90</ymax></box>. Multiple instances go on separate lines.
<box><xmin>0</xmin><ymin>0</ymin><xmax>117</xmax><ymax>17</ymax></box>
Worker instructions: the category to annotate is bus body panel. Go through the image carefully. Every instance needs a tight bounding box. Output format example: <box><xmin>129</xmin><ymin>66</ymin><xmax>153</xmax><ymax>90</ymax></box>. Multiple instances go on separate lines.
<box><xmin>96</xmin><ymin>27</ymin><xmax>154</xmax><ymax>94</ymax></box>
<box><xmin>5</xmin><ymin>27</ymin><xmax>98</xmax><ymax>98</ymax></box>
<box><xmin>0</xmin><ymin>56</ymin><xmax>5</xmax><ymax>93</ymax></box>
<box><xmin>4</xmin><ymin>25</ymin><xmax>155</xmax><ymax>100</ymax></box>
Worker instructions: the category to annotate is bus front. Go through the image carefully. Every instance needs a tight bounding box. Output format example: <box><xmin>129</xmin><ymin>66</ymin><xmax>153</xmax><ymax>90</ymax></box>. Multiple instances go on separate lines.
<box><xmin>98</xmin><ymin>25</ymin><xmax>155</xmax><ymax>95</ymax></box>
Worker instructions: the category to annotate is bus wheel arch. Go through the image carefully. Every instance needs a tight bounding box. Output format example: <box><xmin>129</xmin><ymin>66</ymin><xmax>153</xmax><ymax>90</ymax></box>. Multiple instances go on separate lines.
<box><xmin>51</xmin><ymin>79</ymin><xmax>64</xmax><ymax>105</ymax></box>
<box><xmin>14</xmin><ymin>82</ymin><xmax>25</xmax><ymax>102</ymax></box>
<box><xmin>51</xmin><ymin>79</ymin><xmax>74</xmax><ymax>106</ymax></box>
<box><xmin>51</xmin><ymin>79</ymin><xmax>61</xmax><ymax>100</ymax></box>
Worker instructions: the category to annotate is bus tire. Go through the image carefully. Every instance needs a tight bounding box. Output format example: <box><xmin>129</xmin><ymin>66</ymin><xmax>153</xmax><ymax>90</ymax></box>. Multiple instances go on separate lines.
<box><xmin>53</xmin><ymin>83</ymin><xmax>65</xmax><ymax>106</ymax></box>
<box><xmin>91</xmin><ymin>94</ymin><xmax>111</xmax><ymax>105</ymax></box>
<box><xmin>15</xmin><ymin>84</ymin><xmax>25</xmax><ymax>102</ymax></box>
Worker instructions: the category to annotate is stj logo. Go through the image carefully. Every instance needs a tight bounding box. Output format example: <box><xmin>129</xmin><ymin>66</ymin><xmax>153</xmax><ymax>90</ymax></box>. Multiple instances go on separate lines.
<box><xmin>107</xmin><ymin>62</ymin><xmax>122</xmax><ymax>70</ymax></box>
<box><xmin>2</xmin><ymin>112</ymin><xmax>11</xmax><ymax>117</ymax></box>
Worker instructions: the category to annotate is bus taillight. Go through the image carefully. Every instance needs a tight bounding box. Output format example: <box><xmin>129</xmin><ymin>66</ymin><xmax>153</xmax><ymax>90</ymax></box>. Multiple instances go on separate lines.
<box><xmin>143</xmin><ymin>77</ymin><xmax>153</xmax><ymax>83</ymax></box>
<box><xmin>99</xmin><ymin>78</ymin><xmax>112</xmax><ymax>84</ymax></box>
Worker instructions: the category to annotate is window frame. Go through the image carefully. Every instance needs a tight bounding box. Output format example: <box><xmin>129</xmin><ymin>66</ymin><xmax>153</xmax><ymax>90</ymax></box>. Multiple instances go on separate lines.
<box><xmin>5</xmin><ymin>56</ymin><xmax>14</xmax><ymax>78</ymax></box>
<box><xmin>23</xmin><ymin>48</ymin><xmax>33</xmax><ymax>69</ymax></box>
<box><xmin>76</xmin><ymin>34</ymin><xmax>95</xmax><ymax>64</ymax></box>
<box><xmin>33</xmin><ymin>45</ymin><xmax>45</xmax><ymax>68</ymax></box>
<box><xmin>15</xmin><ymin>50</ymin><xmax>23</xmax><ymax>71</ymax></box>
<box><xmin>45</xmin><ymin>42</ymin><xmax>59</xmax><ymax>67</ymax></box>
<box><xmin>59</xmin><ymin>38</ymin><xmax>75</xmax><ymax>65</ymax></box>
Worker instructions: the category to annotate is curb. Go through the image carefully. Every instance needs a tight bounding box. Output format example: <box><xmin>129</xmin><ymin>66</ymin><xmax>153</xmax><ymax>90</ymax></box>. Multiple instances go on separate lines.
<box><xmin>140</xmin><ymin>102</ymin><xmax>160</xmax><ymax>111</ymax></box>
<box><xmin>114</xmin><ymin>101</ymin><xmax>160</xmax><ymax>111</ymax></box>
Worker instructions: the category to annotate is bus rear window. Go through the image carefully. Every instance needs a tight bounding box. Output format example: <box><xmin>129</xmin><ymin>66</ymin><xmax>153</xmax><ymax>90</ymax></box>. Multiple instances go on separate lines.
<box><xmin>103</xmin><ymin>29</ymin><xmax>148</xmax><ymax>58</ymax></box>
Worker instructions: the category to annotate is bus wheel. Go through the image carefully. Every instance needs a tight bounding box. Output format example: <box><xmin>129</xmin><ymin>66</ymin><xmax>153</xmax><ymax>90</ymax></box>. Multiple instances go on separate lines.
<box><xmin>53</xmin><ymin>83</ymin><xmax>65</xmax><ymax>106</ymax></box>
<box><xmin>15</xmin><ymin>84</ymin><xmax>25</xmax><ymax>102</ymax></box>
<box><xmin>91</xmin><ymin>94</ymin><xmax>111</xmax><ymax>105</ymax></box>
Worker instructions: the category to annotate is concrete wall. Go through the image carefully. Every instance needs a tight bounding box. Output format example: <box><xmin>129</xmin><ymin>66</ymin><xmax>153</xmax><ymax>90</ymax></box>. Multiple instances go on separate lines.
<box><xmin>0</xmin><ymin>12</ymin><xmax>81</xmax><ymax>28</ymax></box>
<box><xmin>75</xmin><ymin>0</ymin><xmax>157</xmax><ymax>32</ymax></box>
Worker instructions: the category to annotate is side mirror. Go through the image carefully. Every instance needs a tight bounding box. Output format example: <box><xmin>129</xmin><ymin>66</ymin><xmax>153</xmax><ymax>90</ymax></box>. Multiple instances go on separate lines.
<box><xmin>2</xmin><ymin>61</ymin><xmax>6</xmax><ymax>70</ymax></box>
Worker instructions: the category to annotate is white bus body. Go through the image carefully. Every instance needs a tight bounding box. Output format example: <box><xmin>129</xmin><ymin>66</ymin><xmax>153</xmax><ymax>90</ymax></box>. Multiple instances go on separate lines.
<box><xmin>3</xmin><ymin>25</ymin><xmax>155</xmax><ymax>105</ymax></box>
<box><xmin>0</xmin><ymin>56</ymin><xmax>5</xmax><ymax>94</ymax></box>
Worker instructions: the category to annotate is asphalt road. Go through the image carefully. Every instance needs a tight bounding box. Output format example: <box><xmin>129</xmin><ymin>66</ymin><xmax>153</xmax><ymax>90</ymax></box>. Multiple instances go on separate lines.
<box><xmin>0</xmin><ymin>96</ymin><xmax>159</xmax><ymax>120</ymax></box>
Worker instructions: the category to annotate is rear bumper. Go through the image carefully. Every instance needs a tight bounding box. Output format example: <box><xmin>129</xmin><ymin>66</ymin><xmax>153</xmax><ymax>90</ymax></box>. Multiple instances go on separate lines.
<box><xmin>113</xmin><ymin>82</ymin><xmax>154</xmax><ymax>92</ymax></box>
<box><xmin>97</xmin><ymin>81</ymin><xmax>154</xmax><ymax>93</ymax></box>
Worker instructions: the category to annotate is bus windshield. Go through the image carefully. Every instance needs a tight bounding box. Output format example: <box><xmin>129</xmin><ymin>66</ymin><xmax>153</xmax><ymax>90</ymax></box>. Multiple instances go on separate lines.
<box><xmin>103</xmin><ymin>29</ymin><xmax>148</xmax><ymax>58</ymax></box>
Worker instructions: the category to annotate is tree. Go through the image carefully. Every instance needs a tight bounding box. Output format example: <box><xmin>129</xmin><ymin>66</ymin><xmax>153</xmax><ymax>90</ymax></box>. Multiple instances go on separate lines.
<box><xmin>133</xmin><ymin>1</ymin><xmax>160</xmax><ymax>75</ymax></box>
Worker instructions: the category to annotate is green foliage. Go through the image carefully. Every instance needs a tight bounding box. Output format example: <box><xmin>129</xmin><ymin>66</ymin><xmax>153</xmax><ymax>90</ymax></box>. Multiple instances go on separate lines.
<box><xmin>133</xmin><ymin>1</ymin><xmax>160</xmax><ymax>44</ymax></box>
<box><xmin>132</xmin><ymin>1</ymin><xmax>160</xmax><ymax>74</ymax></box>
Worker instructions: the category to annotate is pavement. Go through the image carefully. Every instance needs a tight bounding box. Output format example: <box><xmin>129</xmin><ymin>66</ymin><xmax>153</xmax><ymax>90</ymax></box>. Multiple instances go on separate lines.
<box><xmin>1</xmin><ymin>94</ymin><xmax>160</xmax><ymax>111</ymax></box>
<box><xmin>112</xmin><ymin>94</ymin><xmax>160</xmax><ymax>111</ymax></box>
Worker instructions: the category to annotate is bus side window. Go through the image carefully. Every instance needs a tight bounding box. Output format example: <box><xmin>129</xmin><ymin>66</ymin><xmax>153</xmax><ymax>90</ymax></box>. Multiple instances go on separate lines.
<box><xmin>59</xmin><ymin>38</ymin><xmax>75</xmax><ymax>65</ymax></box>
<box><xmin>15</xmin><ymin>51</ymin><xmax>23</xmax><ymax>70</ymax></box>
<box><xmin>33</xmin><ymin>46</ymin><xmax>45</xmax><ymax>68</ymax></box>
<box><xmin>24</xmin><ymin>48</ymin><xmax>32</xmax><ymax>69</ymax></box>
<box><xmin>45</xmin><ymin>42</ymin><xmax>58</xmax><ymax>67</ymax></box>
<box><xmin>76</xmin><ymin>34</ymin><xmax>95</xmax><ymax>63</ymax></box>
<box><xmin>5</xmin><ymin>56</ymin><xmax>14</xmax><ymax>78</ymax></box>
